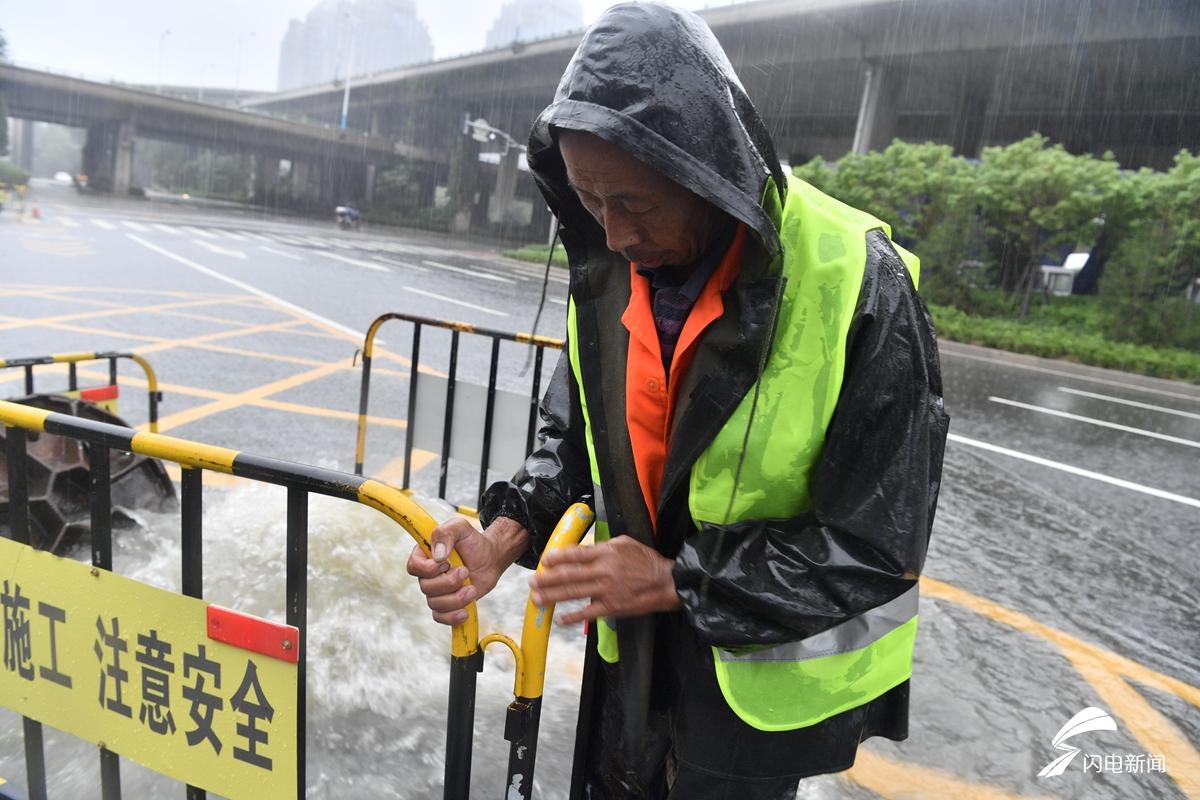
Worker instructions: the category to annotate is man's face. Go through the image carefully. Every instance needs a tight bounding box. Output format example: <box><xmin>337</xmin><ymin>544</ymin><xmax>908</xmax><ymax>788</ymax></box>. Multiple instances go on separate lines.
<box><xmin>559</xmin><ymin>130</ymin><xmax>721</xmax><ymax>269</ymax></box>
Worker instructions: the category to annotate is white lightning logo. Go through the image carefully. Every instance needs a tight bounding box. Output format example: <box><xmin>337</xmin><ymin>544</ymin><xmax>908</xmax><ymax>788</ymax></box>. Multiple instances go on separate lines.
<box><xmin>1037</xmin><ymin>707</ymin><xmax>1118</xmax><ymax>778</ymax></box>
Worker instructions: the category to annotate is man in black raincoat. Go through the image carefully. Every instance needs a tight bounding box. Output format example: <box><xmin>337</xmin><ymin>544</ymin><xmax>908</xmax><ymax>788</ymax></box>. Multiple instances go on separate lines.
<box><xmin>407</xmin><ymin>4</ymin><xmax>948</xmax><ymax>798</ymax></box>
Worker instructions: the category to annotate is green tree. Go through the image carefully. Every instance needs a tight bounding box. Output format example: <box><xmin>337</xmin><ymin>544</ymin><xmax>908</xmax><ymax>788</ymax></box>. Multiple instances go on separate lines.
<box><xmin>974</xmin><ymin>134</ymin><xmax>1122</xmax><ymax>317</ymax></box>
<box><xmin>1101</xmin><ymin>151</ymin><xmax>1200</xmax><ymax>349</ymax></box>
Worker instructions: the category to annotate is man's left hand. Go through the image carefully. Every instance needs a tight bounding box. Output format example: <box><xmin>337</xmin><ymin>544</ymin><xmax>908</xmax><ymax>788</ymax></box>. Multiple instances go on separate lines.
<box><xmin>529</xmin><ymin>535</ymin><xmax>682</xmax><ymax>624</ymax></box>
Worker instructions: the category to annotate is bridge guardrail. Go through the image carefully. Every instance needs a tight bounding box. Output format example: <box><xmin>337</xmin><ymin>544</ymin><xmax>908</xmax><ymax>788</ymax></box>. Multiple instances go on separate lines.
<box><xmin>0</xmin><ymin>351</ymin><xmax>163</xmax><ymax>432</ymax></box>
<box><xmin>353</xmin><ymin>313</ymin><xmax>564</xmax><ymax>512</ymax></box>
<box><xmin>0</xmin><ymin>398</ymin><xmax>471</xmax><ymax>799</ymax></box>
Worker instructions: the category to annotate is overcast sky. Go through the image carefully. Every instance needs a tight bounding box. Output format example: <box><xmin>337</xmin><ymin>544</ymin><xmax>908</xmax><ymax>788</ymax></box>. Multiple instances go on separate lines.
<box><xmin>1</xmin><ymin>0</ymin><xmax>728</xmax><ymax>92</ymax></box>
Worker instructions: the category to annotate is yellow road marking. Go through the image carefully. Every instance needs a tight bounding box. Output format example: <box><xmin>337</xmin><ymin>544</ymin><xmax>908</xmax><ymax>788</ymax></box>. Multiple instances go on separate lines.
<box><xmin>845</xmin><ymin>749</ymin><xmax>1051</xmax><ymax>800</ymax></box>
<box><xmin>925</xmin><ymin>576</ymin><xmax>1199</xmax><ymax>796</ymax></box>
<box><xmin>150</xmin><ymin>361</ymin><xmax>349</xmax><ymax>433</ymax></box>
<box><xmin>0</xmin><ymin>283</ymin><xmax>241</xmax><ymax>300</ymax></box>
<box><xmin>1064</xmin><ymin>650</ymin><xmax>1200</xmax><ymax>797</ymax></box>
<box><xmin>372</xmin><ymin>452</ymin><xmax>438</xmax><ymax>485</ymax></box>
<box><xmin>163</xmin><ymin>464</ymin><xmax>250</xmax><ymax>488</ymax></box>
<box><xmin>0</xmin><ymin>295</ymin><xmax>262</xmax><ymax>332</ymax></box>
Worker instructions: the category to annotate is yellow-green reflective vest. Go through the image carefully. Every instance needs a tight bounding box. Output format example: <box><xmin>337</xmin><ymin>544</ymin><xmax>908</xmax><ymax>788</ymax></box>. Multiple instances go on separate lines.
<box><xmin>567</xmin><ymin>175</ymin><xmax>921</xmax><ymax>731</ymax></box>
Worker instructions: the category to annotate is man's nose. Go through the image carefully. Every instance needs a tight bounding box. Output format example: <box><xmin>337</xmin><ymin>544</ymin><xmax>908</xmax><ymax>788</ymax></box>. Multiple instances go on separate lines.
<box><xmin>602</xmin><ymin>209</ymin><xmax>640</xmax><ymax>254</ymax></box>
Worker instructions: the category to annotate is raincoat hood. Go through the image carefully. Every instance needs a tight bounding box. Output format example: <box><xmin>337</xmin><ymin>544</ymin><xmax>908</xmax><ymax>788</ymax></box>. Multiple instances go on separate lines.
<box><xmin>527</xmin><ymin>2</ymin><xmax>788</xmax><ymax>258</ymax></box>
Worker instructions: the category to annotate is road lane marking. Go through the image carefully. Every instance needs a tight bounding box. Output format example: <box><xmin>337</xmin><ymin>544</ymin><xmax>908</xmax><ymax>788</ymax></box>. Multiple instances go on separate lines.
<box><xmin>125</xmin><ymin>233</ymin><xmax>366</xmax><ymax>340</ymax></box>
<box><xmin>260</xmin><ymin>246</ymin><xmax>304</xmax><ymax>261</ymax></box>
<box><xmin>314</xmin><ymin>251</ymin><xmax>390</xmax><ymax>272</ymax></box>
<box><xmin>121</xmin><ymin>221</ymin><xmax>150</xmax><ymax>232</ymax></box>
<box><xmin>1057</xmin><ymin>387</ymin><xmax>1200</xmax><ymax>422</ymax></box>
<box><xmin>989</xmin><ymin>396</ymin><xmax>1200</xmax><ymax>448</ymax></box>
<box><xmin>941</xmin><ymin>347</ymin><xmax>1200</xmax><ymax>403</ymax></box>
<box><xmin>59</xmin><ymin>217</ymin><xmax>80</xmax><ymax>228</ymax></box>
<box><xmin>182</xmin><ymin>226</ymin><xmax>218</xmax><ymax>239</ymax></box>
<box><xmin>152</xmin><ymin>224</ymin><xmax>182</xmax><ymax>236</ymax></box>
<box><xmin>371</xmin><ymin>257</ymin><xmax>427</xmax><ymax>272</ymax></box>
<box><xmin>947</xmin><ymin>432</ymin><xmax>1200</xmax><ymax>508</ymax></box>
<box><xmin>423</xmin><ymin>259</ymin><xmax>516</xmax><ymax>284</ymax></box>
<box><xmin>89</xmin><ymin>218</ymin><xmax>117</xmax><ymax>230</ymax></box>
<box><xmin>192</xmin><ymin>239</ymin><xmax>247</xmax><ymax>260</ymax></box>
<box><xmin>266</xmin><ymin>234</ymin><xmax>308</xmax><ymax>245</ymax></box>
<box><xmin>241</xmin><ymin>232</ymin><xmax>275</xmax><ymax>242</ymax></box>
<box><xmin>402</xmin><ymin>286</ymin><xmax>509</xmax><ymax>317</ymax></box>
<box><xmin>217</xmin><ymin>229</ymin><xmax>246</xmax><ymax>241</ymax></box>
<box><xmin>549</xmin><ymin>298</ymin><xmax>567</xmax><ymax>305</ymax></box>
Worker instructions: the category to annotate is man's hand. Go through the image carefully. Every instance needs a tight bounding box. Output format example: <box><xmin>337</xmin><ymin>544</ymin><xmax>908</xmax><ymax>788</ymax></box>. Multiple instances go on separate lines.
<box><xmin>406</xmin><ymin>516</ymin><xmax>529</xmax><ymax>626</ymax></box>
<box><xmin>529</xmin><ymin>535</ymin><xmax>681</xmax><ymax>625</ymax></box>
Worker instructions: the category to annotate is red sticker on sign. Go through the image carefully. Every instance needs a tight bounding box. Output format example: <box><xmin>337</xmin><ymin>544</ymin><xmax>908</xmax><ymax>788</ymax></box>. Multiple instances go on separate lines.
<box><xmin>206</xmin><ymin>605</ymin><xmax>299</xmax><ymax>664</ymax></box>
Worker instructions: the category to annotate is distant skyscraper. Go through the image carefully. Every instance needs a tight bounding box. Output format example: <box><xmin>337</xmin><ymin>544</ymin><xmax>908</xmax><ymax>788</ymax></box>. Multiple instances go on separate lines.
<box><xmin>277</xmin><ymin>0</ymin><xmax>434</xmax><ymax>91</ymax></box>
<box><xmin>484</xmin><ymin>0</ymin><xmax>584</xmax><ymax>49</ymax></box>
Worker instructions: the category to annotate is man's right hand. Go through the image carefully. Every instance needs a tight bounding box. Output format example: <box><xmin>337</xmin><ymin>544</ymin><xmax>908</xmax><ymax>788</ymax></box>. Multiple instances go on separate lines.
<box><xmin>406</xmin><ymin>516</ymin><xmax>530</xmax><ymax>626</ymax></box>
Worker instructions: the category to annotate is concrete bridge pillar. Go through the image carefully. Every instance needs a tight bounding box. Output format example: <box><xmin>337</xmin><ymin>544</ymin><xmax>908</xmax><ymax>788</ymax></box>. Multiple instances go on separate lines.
<box><xmin>487</xmin><ymin>147</ymin><xmax>521</xmax><ymax>225</ymax></box>
<box><xmin>81</xmin><ymin>121</ymin><xmax>135</xmax><ymax>194</ymax></box>
<box><xmin>254</xmin><ymin>154</ymin><xmax>281</xmax><ymax>203</ymax></box>
<box><xmin>851</xmin><ymin>62</ymin><xmax>903</xmax><ymax>155</ymax></box>
<box><xmin>10</xmin><ymin>119</ymin><xmax>36</xmax><ymax>172</ymax></box>
<box><xmin>364</xmin><ymin>163</ymin><xmax>376</xmax><ymax>205</ymax></box>
<box><xmin>950</xmin><ymin>62</ymin><xmax>998</xmax><ymax>158</ymax></box>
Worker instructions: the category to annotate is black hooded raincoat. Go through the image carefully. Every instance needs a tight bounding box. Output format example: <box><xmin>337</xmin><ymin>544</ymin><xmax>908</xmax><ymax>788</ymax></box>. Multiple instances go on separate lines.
<box><xmin>479</xmin><ymin>4</ymin><xmax>949</xmax><ymax>797</ymax></box>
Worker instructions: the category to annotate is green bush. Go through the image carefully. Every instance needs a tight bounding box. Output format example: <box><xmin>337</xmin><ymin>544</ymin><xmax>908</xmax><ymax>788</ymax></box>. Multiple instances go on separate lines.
<box><xmin>0</xmin><ymin>160</ymin><xmax>31</xmax><ymax>186</ymax></box>
<box><xmin>799</xmin><ymin>138</ymin><xmax>1200</xmax><ymax>382</ymax></box>
<box><xmin>503</xmin><ymin>243</ymin><xmax>570</xmax><ymax>269</ymax></box>
<box><xmin>929</xmin><ymin>304</ymin><xmax>1200</xmax><ymax>383</ymax></box>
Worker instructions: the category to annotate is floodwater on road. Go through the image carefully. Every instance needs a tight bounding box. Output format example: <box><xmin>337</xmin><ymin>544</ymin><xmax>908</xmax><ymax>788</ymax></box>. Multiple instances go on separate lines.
<box><xmin>0</xmin><ymin>190</ymin><xmax>1197</xmax><ymax>798</ymax></box>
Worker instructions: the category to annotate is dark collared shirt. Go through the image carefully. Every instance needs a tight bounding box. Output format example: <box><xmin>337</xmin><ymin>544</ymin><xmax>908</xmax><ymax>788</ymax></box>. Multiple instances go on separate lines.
<box><xmin>635</xmin><ymin>221</ymin><xmax>737</xmax><ymax>372</ymax></box>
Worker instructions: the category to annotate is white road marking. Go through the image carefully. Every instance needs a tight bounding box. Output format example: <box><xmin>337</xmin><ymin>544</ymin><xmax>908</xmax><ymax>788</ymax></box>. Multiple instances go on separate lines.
<box><xmin>1057</xmin><ymin>387</ymin><xmax>1200</xmax><ymax>422</ymax></box>
<box><xmin>989</xmin><ymin>396</ymin><xmax>1200</xmax><ymax>448</ymax></box>
<box><xmin>182</xmin><ymin>226</ymin><xmax>218</xmax><ymax>239</ymax></box>
<box><xmin>59</xmin><ymin>217</ymin><xmax>80</xmax><ymax>228</ymax></box>
<box><xmin>121</xmin><ymin>221</ymin><xmax>150</xmax><ymax>232</ymax></box>
<box><xmin>549</xmin><ymin>297</ymin><xmax>567</xmax><ymax>305</ymax></box>
<box><xmin>217</xmin><ymin>229</ymin><xmax>246</xmax><ymax>241</ymax></box>
<box><xmin>941</xmin><ymin>347</ymin><xmax>1200</xmax><ymax>403</ymax></box>
<box><xmin>403</xmin><ymin>286</ymin><xmax>509</xmax><ymax>317</ymax></box>
<box><xmin>260</xmin><ymin>246</ymin><xmax>304</xmax><ymax>261</ymax></box>
<box><xmin>240</xmin><ymin>231</ymin><xmax>275</xmax><ymax>242</ymax></box>
<box><xmin>192</xmin><ymin>239</ymin><xmax>247</xmax><ymax>260</ymax></box>
<box><xmin>314</xmin><ymin>251</ymin><xmax>389</xmax><ymax>272</ymax></box>
<box><xmin>152</xmin><ymin>223</ymin><xmax>182</xmax><ymax>236</ymax></box>
<box><xmin>126</xmin><ymin>234</ymin><xmax>365</xmax><ymax>339</ymax></box>
<box><xmin>948</xmin><ymin>432</ymin><xmax>1200</xmax><ymax>509</ymax></box>
<box><xmin>423</xmin><ymin>259</ymin><xmax>516</xmax><ymax>284</ymax></box>
<box><xmin>372</xmin><ymin>257</ymin><xmax>427</xmax><ymax>272</ymax></box>
<box><xmin>89</xmin><ymin>218</ymin><xmax>117</xmax><ymax>230</ymax></box>
<box><xmin>267</xmin><ymin>234</ymin><xmax>309</xmax><ymax>246</ymax></box>
<box><xmin>299</xmin><ymin>236</ymin><xmax>330</xmax><ymax>248</ymax></box>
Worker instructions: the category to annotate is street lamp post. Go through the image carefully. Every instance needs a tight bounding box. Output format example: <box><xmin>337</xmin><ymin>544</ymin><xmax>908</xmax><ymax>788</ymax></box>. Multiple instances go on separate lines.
<box><xmin>156</xmin><ymin>29</ymin><xmax>171</xmax><ymax>94</ymax></box>
<box><xmin>339</xmin><ymin>15</ymin><xmax>358</xmax><ymax>130</ymax></box>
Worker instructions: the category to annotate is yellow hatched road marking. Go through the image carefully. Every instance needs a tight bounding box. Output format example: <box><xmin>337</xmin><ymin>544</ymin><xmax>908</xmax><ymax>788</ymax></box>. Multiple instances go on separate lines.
<box><xmin>0</xmin><ymin>295</ymin><xmax>263</xmax><ymax>332</ymax></box>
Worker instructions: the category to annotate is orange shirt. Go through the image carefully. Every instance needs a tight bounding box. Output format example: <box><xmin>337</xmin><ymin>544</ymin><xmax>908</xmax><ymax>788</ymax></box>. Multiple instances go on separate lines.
<box><xmin>622</xmin><ymin>224</ymin><xmax>746</xmax><ymax>530</ymax></box>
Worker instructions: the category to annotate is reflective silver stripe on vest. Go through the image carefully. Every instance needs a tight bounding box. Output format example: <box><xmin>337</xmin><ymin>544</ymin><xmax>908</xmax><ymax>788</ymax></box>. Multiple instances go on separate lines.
<box><xmin>717</xmin><ymin>584</ymin><xmax>919</xmax><ymax>663</ymax></box>
<box><xmin>591</xmin><ymin>483</ymin><xmax>608</xmax><ymax>524</ymax></box>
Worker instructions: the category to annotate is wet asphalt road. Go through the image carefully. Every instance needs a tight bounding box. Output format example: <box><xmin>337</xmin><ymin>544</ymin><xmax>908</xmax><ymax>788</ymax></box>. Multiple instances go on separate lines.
<box><xmin>1</xmin><ymin>182</ymin><xmax>1197</xmax><ymax>799</ymax></box>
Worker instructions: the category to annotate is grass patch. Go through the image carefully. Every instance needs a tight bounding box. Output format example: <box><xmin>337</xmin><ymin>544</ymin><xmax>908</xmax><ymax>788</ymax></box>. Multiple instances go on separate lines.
<box><xmin>929</xmin><ymin>303</ymin><xmax>1200</xmax><ymax>384</ymax></box>
<box><xmin>503</xmin><ymin>243</ymin><xmax>570</xmax><ymax>269</ymax></box>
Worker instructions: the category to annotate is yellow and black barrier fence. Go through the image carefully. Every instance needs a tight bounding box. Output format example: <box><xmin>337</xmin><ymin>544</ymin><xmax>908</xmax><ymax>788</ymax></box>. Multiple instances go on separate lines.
<box><xmin>354</xmin><ymin>313</ymin><xmax>564</xmax><ymax>512</ymax></box>
<box><xmin>0</xmin><ymin>351</ymin><xmax>163</xmax><ymax>432</ymax></box>
<box><xmin>0</xmin><ymin>398</ymin><xmax>591</xmax><ymax>799</ymax></box>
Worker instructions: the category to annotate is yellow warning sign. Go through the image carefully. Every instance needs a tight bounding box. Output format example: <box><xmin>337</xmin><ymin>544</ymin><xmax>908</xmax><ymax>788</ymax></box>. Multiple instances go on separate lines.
<box><xmin>0</xmin><ymin>538</ymin><xmax>297</xmax><ymax>799</ymax></box>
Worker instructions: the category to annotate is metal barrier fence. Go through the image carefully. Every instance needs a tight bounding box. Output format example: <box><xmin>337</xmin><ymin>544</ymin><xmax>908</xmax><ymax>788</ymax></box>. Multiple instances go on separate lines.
<box><xmin>0</xmin><ymin>352</ymin><xmax>163</xmax><ymax>432</ymax></box>
<box><xmin>0</xmin><ymin>398</ymin><xmax>591</xmax><ymax>799</ymax></box>
<box><xmin>353</xmin><ymin>313</ymin><xmax>564</xmax><ymax>511</ymax></box>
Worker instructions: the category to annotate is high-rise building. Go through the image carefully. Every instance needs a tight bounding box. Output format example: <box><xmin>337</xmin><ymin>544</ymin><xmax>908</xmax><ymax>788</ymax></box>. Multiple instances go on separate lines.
<box><xmin>277</xmin><ymin>0</ymin><xmax>434</xmax><ymax>91</ymax></box>
<box><xmin>484</xmin><ymin>0</ymin><xmax>585</xmax><ymax>50</ymax></box>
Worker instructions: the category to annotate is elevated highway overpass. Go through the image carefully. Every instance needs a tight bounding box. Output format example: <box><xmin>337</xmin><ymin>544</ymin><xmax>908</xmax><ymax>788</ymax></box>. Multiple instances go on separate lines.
<box><xmin>1</xmin><ymin>63</ymin><xmax>441</xmax><ymax>202</ymax></box>
<box><xmin>244</xmin><ymin>0</ymin><xmax>1200</xmax><ymax>169</ymax></box>
<box><xmin>238</xmin><ymin>0</ymin><xmax>1199</xmax><ymax>232</ymax></box>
